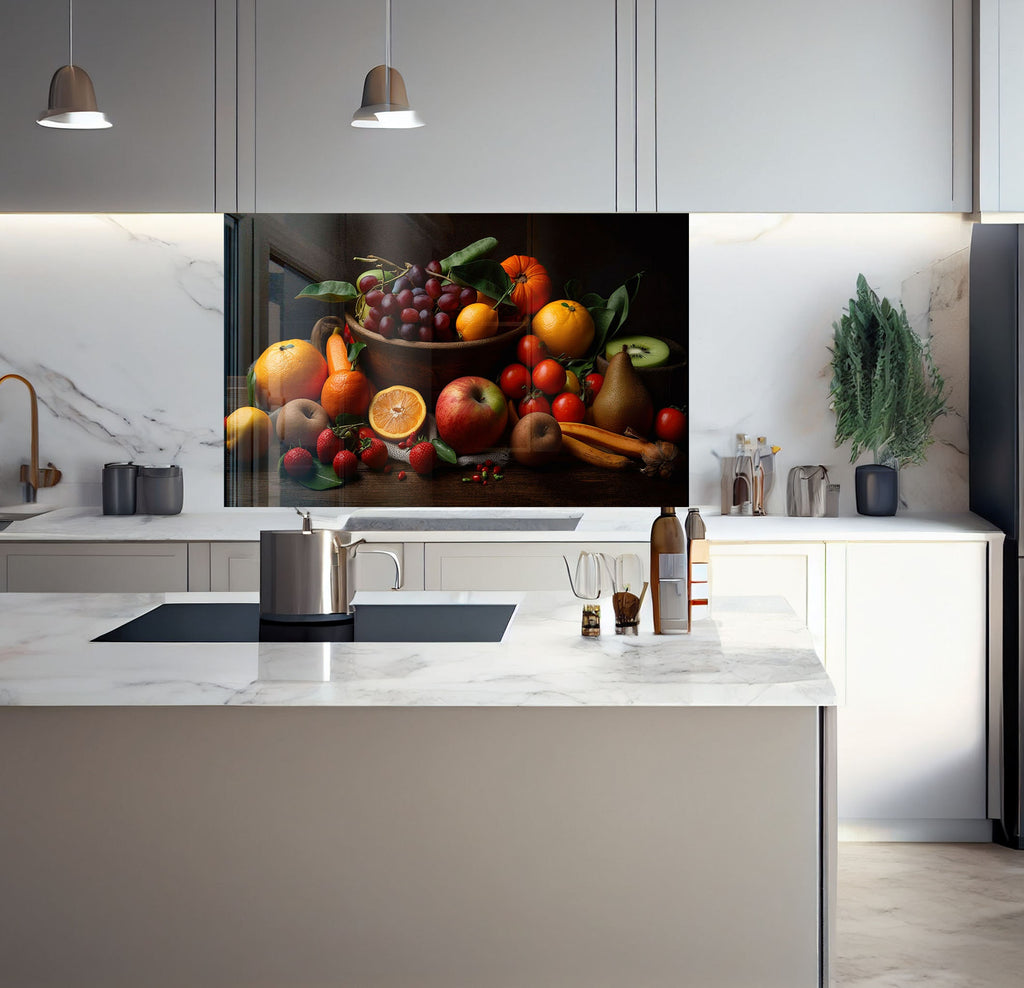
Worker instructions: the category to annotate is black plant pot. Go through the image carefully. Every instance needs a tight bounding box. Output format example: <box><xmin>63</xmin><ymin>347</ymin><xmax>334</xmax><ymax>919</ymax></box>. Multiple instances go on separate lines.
<box><xmin>855</xmin><ymin>464</ymin><xmax>898</xmax><ymax>516</ymax></box>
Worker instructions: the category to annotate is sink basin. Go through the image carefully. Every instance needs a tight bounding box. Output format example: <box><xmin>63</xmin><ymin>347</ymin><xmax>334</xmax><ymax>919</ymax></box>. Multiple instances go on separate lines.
<box><xmin>0</xmin><ymin>503</ymin><xmax>57</xmax><ymax>522</ymax></box>
<box><xmin>93</xmin><ymin>601</ymin><xmax>516</xmax><ymax>644</ymax></box>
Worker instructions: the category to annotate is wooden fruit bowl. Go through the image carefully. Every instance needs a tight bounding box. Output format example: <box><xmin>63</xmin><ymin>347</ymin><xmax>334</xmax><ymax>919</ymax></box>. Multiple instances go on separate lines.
<box><xmin>346</xmin><ymin>313</ymin><xmax>529</xmax><ymax>405</ymax></box>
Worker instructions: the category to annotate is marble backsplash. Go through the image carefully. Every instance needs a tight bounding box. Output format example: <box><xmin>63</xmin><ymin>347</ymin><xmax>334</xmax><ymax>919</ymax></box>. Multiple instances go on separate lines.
<box><xmin>688</xmin><ymin>213</ymin><xmax>974</xmax><ymax>515</ymax></box>
<box><xmin>0</xmin><ymin>212</ymin><xmax>974</xmax><ymax>515</ymax></box>
<box><xmin>0</xmin><ymin>214</ymin><xmax>224</xmax><ymax>510</ymax></box>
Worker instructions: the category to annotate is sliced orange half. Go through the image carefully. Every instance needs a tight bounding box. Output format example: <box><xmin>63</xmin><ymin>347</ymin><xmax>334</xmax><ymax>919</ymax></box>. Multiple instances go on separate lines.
<box><xmin>368</xmin><ymin>385</ymin><xmax>427</xmax><ymax>441</ymax></box>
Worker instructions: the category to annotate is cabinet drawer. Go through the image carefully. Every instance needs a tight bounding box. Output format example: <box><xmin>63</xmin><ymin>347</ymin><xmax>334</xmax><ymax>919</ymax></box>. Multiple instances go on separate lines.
<box><xmin>2</xmin><ymin>543</ymin><xmax>188</xmax><ymax>593</ymax></box>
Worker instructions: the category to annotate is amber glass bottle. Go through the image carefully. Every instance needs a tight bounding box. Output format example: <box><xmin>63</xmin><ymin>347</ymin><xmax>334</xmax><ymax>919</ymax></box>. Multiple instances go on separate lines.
<box><xmin>651</xmin><ymin>506</ymin><xmax>687</xmax><ymax>634</ymax></box>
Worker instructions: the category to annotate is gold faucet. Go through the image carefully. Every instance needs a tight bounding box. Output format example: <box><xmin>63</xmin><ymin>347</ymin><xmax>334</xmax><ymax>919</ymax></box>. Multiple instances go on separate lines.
<box><xmin>0</xmin><ymin>374</ymin><xmax>62</xmax><ymax>503</ymax></box>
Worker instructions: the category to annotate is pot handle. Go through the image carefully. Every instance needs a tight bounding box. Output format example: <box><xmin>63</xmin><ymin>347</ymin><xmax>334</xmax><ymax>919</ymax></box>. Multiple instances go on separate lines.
<box><xmin>333</xmin><ymin>536</ymin><xmax>402</xmax><ymax>590</ymax></box>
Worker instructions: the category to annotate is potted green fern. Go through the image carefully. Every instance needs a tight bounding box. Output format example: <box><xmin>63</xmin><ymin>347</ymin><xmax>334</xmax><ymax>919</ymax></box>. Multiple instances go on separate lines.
<box><xmin>829</xmin><ymin>274</ymin><xmax>947</xmax><ymax>515</ymax></box>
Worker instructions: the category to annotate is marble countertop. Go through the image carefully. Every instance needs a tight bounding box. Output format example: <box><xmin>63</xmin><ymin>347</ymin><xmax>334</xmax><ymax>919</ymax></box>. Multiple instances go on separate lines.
<box><xmin>0</xmin><ymin>505</ymin><xmax>1003</xmax><ymax>544</ymax></box>
<box><xmin>0</xmin><ymin>590</ymin><xmax>835</xmax><ymax>708</ymax></box>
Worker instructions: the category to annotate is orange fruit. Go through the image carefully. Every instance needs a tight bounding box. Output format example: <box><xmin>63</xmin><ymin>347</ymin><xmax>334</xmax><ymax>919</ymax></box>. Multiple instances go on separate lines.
<box><xmin>531</xmin><ymin>299</ymin><xmax>595</xmax><ymax>359</ymax></box>
<box><xmin>368</xmin><ymin>385</ymin><xmax>427</xmax><ymax>440</ymax></box>
<box><xmin>456</xmin><ymin>302</ymin><xmax>499</xmax><ymax>341</ymax></box>
<box><xmin>253</xmin><ymin>339</ymin><xmax>328</xmax><ymax>410</ymax></box>
<box><xmin>225</xmin><ymin>406</ymin><xmax>270</xmax><ymax>463</ymax></box>
<box><xmin>321</xmin><ymin>369</ymin><xmax>372</xmax><ymax>421</ymax></box>
<box><xmin>501</xmin><ymin>255</ymin><xmax>552</xmax><ymax>317</ymax></box>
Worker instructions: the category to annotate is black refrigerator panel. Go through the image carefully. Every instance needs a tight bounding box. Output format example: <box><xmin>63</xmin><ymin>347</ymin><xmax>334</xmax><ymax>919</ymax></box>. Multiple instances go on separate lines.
<box><xmin>969</xmin><ymin>223</ymin><xmax>1021</xmax><ymax>540</ymax></box>
<box><xmin>998</xmin><ymin>550</ymin><xmax>1024</xmax><ymax>848</ymax></box>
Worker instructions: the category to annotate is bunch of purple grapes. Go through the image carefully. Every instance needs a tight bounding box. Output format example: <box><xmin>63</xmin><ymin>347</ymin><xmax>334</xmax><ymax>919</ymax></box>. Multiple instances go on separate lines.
<box><xmin>358</xmin><ymin>260</ymin><xmax>479</xmax><ymax>342</ymax></box>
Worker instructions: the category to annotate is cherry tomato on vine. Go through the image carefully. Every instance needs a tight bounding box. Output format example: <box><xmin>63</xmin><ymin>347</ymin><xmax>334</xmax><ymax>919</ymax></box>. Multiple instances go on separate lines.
<box><xmin>518</xmin><ymin>392</ymin><xmax>551</xmax><ymax>417</ymax></box>
<box><xmin>498</xmin><ymin>362</ymin><xmax>532</xmax><ymax>400</ymax></box>
<box><xmin>551</xmin><ymin>391</ymin><xmax>586</xmax><ymax>424</ymax></box>
<box><xmin>654</xmin><ymin>406</ymin><xmax>687</xmax><ymax>443</ymax></box>
<box><xmin>532</xmin><ymin>358</ymin><xmax>567</xmax><ymax>396</ymax></box>
<box><xmin>584</xmin><ymin>372</ymin><xmax>604</xmax><ymax>404</ymax></box>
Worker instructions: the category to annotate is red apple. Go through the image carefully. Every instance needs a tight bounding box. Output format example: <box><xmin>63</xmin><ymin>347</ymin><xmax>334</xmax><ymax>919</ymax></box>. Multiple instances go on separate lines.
<box><xmin>435</xmin><ymin>375</ymin><xmax>509</xmax><ymax>455</ymax></box>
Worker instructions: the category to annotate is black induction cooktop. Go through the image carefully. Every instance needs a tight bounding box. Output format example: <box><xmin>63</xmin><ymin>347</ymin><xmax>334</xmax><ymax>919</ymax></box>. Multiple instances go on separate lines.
<box><xmin>92</xmin><ymin>602</ymin><xmax>516</xmax><ymax>644</ymax></box>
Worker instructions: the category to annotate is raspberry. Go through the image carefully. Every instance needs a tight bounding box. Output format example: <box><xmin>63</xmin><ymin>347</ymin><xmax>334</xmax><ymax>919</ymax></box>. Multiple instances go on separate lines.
<box><xmin>332</xmin><ymin>449</ymin><xmax>358</xmax><ymax>480</ymax></box>
<box><xmin>408</xmin><ymin>441</ymin><xmax>437</xmax><ymax>476</ymax></box>
<box><xmin>360</xmin><ymin>437</ymin><xmax>388</xmax><ymax>471</ymax></box>
<box><xmin>316</xmin><ymin>428</ymin><xmax>343</xmax><ymax>464</ymax></box>
<box><xmin>283</xmin><ymin>447</ymin><xmax>315</xmax><ymax>480</ymax></box>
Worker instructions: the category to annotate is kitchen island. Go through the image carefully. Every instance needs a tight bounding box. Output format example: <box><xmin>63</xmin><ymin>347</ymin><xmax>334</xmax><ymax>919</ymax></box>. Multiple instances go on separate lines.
<box><xmin>0</xmin><ymin>590</ymin><xmax>835</xmax><ymax>988</ymax></box>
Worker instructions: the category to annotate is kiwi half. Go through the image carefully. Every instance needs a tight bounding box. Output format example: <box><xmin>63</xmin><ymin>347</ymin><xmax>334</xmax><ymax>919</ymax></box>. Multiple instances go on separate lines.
<box><xmin>605</xmin><ymin>335</ymin><xmax>671</xmax><ymax>369</ymax></box>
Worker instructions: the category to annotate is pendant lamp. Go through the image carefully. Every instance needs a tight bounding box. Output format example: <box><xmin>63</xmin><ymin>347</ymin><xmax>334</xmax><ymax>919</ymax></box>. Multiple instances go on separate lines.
<box><xmin>352</xmin><ymin>0</ymin><xmax>423</xmax><ymax>128</ymax></box>
<box><xmin>37</xmin><ymin>0</ymin><xmax>112</xmax><ymax>129</ymax></box>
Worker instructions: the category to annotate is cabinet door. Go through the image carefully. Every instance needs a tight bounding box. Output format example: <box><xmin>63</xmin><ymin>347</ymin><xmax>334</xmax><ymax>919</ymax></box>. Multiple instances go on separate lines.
<box><xmin>838</xmin><ymin>541</ymin><xmax>988</xmax><ymax>839</ymax></box>
<box><xmin>978</xmin><ymin>0</ymin><xmax>1024</xmax><ymax>210</ymax></box>
<box><xmin>424</xmin><ymin>541</ymin><xmax>648</xmax><ymax>591</ymax></box>
<box><xmin>709</xmin><ymin>543</ymin><xmax>825</xmax><ymax>658</ymax></box>
<box><xmin>249</xmin><ymin>0</ymin><xmax>616</xmax><ymax>212</ymax></box>
<box><xmin>0</xmin><ymin>0</ymin><xmax>215</xmax><ymax>211</ymax></box>
<box><xmin>1</xmin><ymin>543</ymin><xmax>188</xmax><ymax>593</ymax></box>
<box><xmin>656</xmin><ymin>0</ymin><xmax>971</xmax><ymax>211</ymax></box>
<box><xmin>209</xmin><ymin>542</ymin><xmax>261</xmax><ymax>592</ymax></box>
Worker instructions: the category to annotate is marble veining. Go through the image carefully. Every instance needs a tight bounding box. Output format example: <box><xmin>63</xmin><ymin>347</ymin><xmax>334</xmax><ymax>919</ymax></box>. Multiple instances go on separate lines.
<box><xmin>0</xmin><ymin>590</ymin><xmax>835</xmax><ymax>708</ymax></box>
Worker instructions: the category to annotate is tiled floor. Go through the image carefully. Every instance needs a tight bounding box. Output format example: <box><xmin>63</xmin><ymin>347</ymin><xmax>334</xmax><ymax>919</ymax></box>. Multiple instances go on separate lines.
<box><xmin>836</xmin><ymin>842</ymin><xmax>1024</xmax><ymax>986</ymax></box>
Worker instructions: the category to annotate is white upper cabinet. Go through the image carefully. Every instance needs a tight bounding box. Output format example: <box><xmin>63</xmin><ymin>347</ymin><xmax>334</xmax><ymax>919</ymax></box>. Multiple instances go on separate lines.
<box><xmin>977</xmin><ymin>0</ymin><xmax>1024</xmax><ymax>212</ymax></box>
<box><xmin>0</xmin><ymin>0</ymin><xmax>217</xmax><ymax>212</ymax></box>
<box><xmin>245</xmin><ymin>0</ymin><xmax>618</xmax><ymax>212</ymax></box>
<box><xmin>653</xmin><ymin>0</ymin><xmax>972</xmax><ymax>212</ymax></box>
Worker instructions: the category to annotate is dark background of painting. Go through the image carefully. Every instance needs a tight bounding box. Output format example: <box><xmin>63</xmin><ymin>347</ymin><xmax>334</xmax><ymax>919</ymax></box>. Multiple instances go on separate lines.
<box><xmin>225</xmin><ymin>213</ymin><xmax>688</xmax><ymax>508</ymax></box>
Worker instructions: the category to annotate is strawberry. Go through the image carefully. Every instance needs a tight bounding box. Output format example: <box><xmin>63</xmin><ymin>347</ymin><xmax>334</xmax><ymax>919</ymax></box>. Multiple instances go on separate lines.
<box><xmin>283</xmin><ymin>447</ymin><xmax>315</xmax><ymax>480</ymax></box>
<box><xmin>360</xmin><ymin>437</ymin><xmax>388</xmax><ymax>471</ymax></box>
<box><xmin>332</xmin><ymin>449</ymin><xmax>358</xmax><ymax>480</ymax></box>
<box><xmin>408</xmin><ymin>440</ymin><xmax>437</xmax><ymax>476</ymax></box>
<box><xmin>316</xmin><ymin>428</ymin><xmax>343</xmax><ymax>464</ymax></box>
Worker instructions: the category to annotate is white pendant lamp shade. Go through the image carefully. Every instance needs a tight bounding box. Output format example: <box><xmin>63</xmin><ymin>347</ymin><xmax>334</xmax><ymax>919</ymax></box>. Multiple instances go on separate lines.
<box><xmin>351</xmin><ymin>65</ymin><xmax>423</xmax><ymax>128</ymax></box>
<box><xmin>37</xmin><ymin>1</ymin><xmax>112</xmax><ymax>130</ymax></box>
<box><xmin>37</xmin><ymin>64</ymin><xmax>111</xmax><ymax>129</ymax></box>
<box><xmin>351</xmin><ymin>0</ymin><xmax>423</xmax><ymax>129</ymax></box>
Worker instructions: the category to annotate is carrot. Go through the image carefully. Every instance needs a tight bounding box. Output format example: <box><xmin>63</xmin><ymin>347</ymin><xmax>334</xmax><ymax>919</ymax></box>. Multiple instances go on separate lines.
<box><xmin>326</xmin><ymin>332</ymin><xmax>352</xmax><ymax>375</ymax></box>
<box><xmin>558</xmin><ymin>421</ymin><xmax>648</xmax><ymax>457</ymax></box>
<box><xmin>561</xmin><ymin>435</ymin><xmax>632</xmax><ymax>470</ymax></box>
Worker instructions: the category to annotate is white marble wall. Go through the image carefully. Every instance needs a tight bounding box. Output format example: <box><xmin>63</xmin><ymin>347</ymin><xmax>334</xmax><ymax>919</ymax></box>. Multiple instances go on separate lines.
<box><xmin>0</xmin><ymin>215</ymin><xmax>224</xmax><ymax>510</ymax></box>
<box><xmin>0</xmin><ymin>212</ymin><xmax>974</xmax><ymax>516</ymax></box>
<box><xmin>689</xmin><ymin>214</ymin><xmax>974</xmax><ymax>515</ymax></box>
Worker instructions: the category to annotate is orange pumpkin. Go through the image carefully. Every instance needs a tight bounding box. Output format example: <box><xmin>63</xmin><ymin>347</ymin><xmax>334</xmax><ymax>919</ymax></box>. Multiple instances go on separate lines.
<box><xmin>501</xmin><ymin>255</ymin><xmax>552</xmax><ymax>318</ymax></box>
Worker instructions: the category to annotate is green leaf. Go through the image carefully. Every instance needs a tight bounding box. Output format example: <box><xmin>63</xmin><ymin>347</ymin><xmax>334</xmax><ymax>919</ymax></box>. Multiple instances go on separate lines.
<box><xmin>587</xmin><ymin>306</ymin><xmax>618</xmax><ymax>357</ymax></box>
<box><xmin>246</xmin><ymin>363</ymin><xmax>256</xmax><ymax>409</ymax></box>
<box><xmin>440</xmin><ymin>237</ymin><xmax>498</xmax><ymax>273</ymax></box>
<box><xmin>333</xmin><ymin>412</ymin><xmax>364</xmax><ymax>430</ymax></box>
<box><xmin>347</xmin><ymin>340</ymin><xmax>367</xmax><ymax>370</ymax></box>
<box><xmin>447</xmin><ymin>260</ymin><xmax>514</xmax><ymax>306</ymax></box>
<box><xmin>295</xmin><ymin>281</ymin><xmax>358</xmax><ymax>303</ymax></box>
<box><xmin>277</xmin><ymin>453</ymin><xmax>345</xmax><ymax>490</ymax></box>
<box><xmin>431</xmin><ymin>438</ymin><xmax>457</xmax><ymax>465</ymax></box>
<box><xmin>565</xmin><ymin>278</ymin><xmax>585</xmax><ymax>301</ymax></box>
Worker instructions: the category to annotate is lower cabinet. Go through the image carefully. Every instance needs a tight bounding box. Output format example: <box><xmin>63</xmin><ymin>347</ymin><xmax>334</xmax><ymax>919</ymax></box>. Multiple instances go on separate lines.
<box><xmin>836</xmin><ymin>541</ymin><xmax>990</xmax><ymax>841</ymax></box>
<box><xmin>0</xmin><ymin>543</ymin><xmax>188</xmax><ymax>593</ymax></box>
<box><xmin>423</xmin><ymin>541</ymin><xmax>649</xmax><ymax>592</ymax></box>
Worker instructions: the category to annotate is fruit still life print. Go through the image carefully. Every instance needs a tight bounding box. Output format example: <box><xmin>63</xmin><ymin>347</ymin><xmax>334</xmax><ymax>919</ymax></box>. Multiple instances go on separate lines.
<box><xmin>225</xmin><ymin>214</ymin><xmax>688</xmax><ymax>508</ymax></box>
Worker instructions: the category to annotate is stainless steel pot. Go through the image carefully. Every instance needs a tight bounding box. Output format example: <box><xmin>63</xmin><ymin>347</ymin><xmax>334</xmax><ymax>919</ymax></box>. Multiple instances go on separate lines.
<box><xmin>259</xmin><ymin>509</ymin><xmax>401</xmax><ymax>620</ymax></box>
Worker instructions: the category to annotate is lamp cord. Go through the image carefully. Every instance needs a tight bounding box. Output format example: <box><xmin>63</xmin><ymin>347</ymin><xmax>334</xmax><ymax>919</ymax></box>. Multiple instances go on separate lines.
<box><xmin>69</xmin><ymin>0</ymin><xmax>74</xmax><ymax>66</ymax></box>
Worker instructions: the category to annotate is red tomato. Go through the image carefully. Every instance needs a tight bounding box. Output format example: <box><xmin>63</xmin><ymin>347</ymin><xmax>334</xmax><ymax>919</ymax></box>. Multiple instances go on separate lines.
<box><xmin>498</xmin><ymin>362</ymin><xmax>532</xmax><ymax>400</ymax></box>
<box><xmin>654</xmin><ymin>406</ymin><xmax>687</xmax><ymax>443</ymax></box>
<box><xmin>551</xmin><ymin>391</ymin><xmax>586</xmax><ymax>423</ymax></box>
<box><xmin>584</xmin><ymin>372</ymin><xmax>604</xmax><ymax>404</ymax></box>
<box><xmin>532</xmin><ymin>358</ymin><xmax>567</xmax><ymax>396</ymax></box>
<box><xmin>518</xmin><ymin>392</ymin><xmax>551</xmax><ymax>417</ymax></box>
<box><xmin>517</xmin><ymin>333</ymin><xmax>548</xmax><ymax>369</ymax></box>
